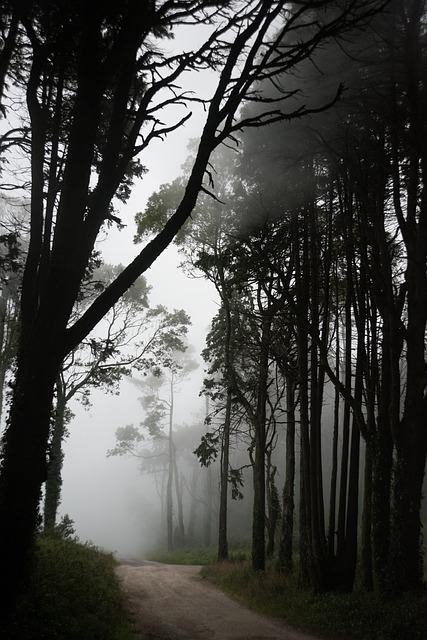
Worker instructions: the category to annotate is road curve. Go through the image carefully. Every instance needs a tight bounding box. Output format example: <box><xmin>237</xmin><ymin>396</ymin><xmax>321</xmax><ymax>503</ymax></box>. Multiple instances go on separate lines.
<box><xmin>116</xmin><ymin>562</ymin><xmax>320</xmax><ymax>640</ymax></box>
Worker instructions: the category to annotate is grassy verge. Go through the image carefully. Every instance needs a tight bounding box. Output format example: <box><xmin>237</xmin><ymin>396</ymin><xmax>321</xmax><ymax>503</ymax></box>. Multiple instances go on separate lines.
<box><xmin>146</xmin><ymin>546</ymin><xmax>250</xmax><ymax>565</ymax></box>
<box><xmin>146</xmin><ymin>546</ymin><xmax>218</xmax><ymax>565</ymax></box>
<box><xmin>7</xmin><ymin>535</ymin><xmax>135</xmax><ymax>640</ymax></box>
<box><xmin>202</xmin><ymin>561</ymin><xmax>427</xmax><ymax>640</ymax></box>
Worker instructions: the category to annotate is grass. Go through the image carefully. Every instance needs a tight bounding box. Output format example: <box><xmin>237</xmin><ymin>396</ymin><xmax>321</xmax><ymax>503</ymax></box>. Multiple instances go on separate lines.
<box><xmin>201</xmin><ymin>561</ymin><xmax>427</xmax><ymax>640</ymax></box>
<box><xmin>7</xmin><ymin>535</ymin><xmax>135</xmax><ymax>640</ymax></box>
<box><xmin>146</xmin><ymin>545</ymin><xmax>250</xmax><ymax>565</ymax></box>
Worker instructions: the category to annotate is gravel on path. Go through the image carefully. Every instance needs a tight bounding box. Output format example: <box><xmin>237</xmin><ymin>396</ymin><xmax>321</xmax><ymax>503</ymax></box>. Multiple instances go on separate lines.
<box><xmin>116</xmin><ymin>562</ymin><xmax>321</xmax><ymax>640</ymax></box>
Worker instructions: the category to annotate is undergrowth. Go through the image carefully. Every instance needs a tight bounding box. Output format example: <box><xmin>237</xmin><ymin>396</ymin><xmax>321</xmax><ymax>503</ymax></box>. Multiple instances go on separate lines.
<box><xmin>146</xmin><ymin>545</ymin><xmax>249</xmax><ymax>565</ymax></box>
<box><xmin>202</xmin><ymin>561</ymin><xmax>427</xmax><ymax>640</ymax></box>
<box><xmin>6</xmin><ymin>535</ymin><xmax>135</xmax><ymax>640</ymax></box>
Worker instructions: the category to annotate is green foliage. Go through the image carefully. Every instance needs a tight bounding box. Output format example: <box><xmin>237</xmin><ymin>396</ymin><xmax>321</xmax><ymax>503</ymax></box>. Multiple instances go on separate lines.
<box><xmin>134</xmin><ymin>178</ymin><xmax>184</xmax><ymax>242</ymax></box>
<box><xmin>7</xmin><ymin>536</ymin><xmax>135</xmax><ymax>640</ymax></box>
<box><xmin>107</xmin><ymin>424</ymin><xmax>144</xmax><ymax>457</ymax></box>
<box><xmin>52</xmin><ymin>513</ymin><xmax>77</xmax><ymax>540</ymax></box>
<box><xmin>141</xmin><ymin>402</ymin><xmax>166</xmax><ymax>438</ymax></box>
<box><xmin>229</xmin><ymin>468</ymin><xmax>244</xmax><ymax>500</ymax></box>
<box><xmin>193</xmin><ymin>431</ymin><xmax>220</xmax><ymax>466</ymax></box>
<box><xmin>202</xmin><ymin>563</ymin><xmax>427</xmax><ymax>640</ymax></box>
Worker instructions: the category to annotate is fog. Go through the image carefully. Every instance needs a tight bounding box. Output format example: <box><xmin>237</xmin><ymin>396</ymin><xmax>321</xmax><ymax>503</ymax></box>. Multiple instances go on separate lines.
<box><xmin>59</xmin><ymin>24</ymin><xmax>220</xmax><ymax>556</ymax></box>
<box><xmin>60</xmin><ymin>247</ymin><xmax>218</xmax><ymax>558</ymax></box>
<box><xmin>1</xmin><ymin>6</ymin><xmax>425</xmax><ymax>606</ymax></box>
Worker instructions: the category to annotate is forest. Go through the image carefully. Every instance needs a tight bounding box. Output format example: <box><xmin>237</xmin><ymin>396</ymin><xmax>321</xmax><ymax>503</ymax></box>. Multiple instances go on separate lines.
<box><xmin>0</xmin><ymin>1</ymin><xmax>426</xmax><ymax>639</ymax></box>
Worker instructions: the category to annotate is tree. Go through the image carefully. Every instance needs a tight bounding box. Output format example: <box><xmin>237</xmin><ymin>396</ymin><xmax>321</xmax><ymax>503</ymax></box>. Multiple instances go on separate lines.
<box><xmin>198</xmin><ymin>0</ymin><xmax>426</xmax><ymax>594</ymax></box>
<box><xmin>43</xmin><ymin>270</ymin><xmax>172</xmax><ymax>531</ymax></box>
<box><xmin>110</xmin><ymin>339</ymin><xmax>197</xmax><ymax>551</ymax></box>
<box><xmin>0</xmin><ymin>197</ymin><xmax>28</xmax><ymax>424</ymax></box>
<box><xmin>0</xmin><ymin>0</ymin><xmax>388</xmax><ymax>617</ymax></box>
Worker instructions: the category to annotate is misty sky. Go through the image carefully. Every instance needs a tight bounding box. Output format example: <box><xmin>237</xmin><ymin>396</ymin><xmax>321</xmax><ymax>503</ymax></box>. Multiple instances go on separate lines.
<box><xmin>60</xmin><ymin>26</ymin><xmax>220</xmax><ymax>558</ymax></box>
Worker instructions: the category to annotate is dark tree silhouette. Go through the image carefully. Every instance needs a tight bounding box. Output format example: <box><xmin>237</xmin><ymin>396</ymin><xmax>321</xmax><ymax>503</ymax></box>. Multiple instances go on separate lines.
<box><xmin>0</xmin><ymin>0</ymin><xmax>388</xmax><ymax>620</ymax></box>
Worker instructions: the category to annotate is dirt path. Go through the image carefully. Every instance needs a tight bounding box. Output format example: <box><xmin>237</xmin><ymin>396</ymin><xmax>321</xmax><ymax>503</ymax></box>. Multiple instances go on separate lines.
<box><xmin>116</xmin><ymin>562</ymin><xmax>320</xmax><ymax>640</ymax></box>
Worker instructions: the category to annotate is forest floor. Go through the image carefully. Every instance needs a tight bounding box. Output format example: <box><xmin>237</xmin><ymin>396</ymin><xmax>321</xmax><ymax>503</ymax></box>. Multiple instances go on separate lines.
<box><xmin>116</xmin><ymin>561</ymin><xmax>320</xmax><ymax>640</ymax></box>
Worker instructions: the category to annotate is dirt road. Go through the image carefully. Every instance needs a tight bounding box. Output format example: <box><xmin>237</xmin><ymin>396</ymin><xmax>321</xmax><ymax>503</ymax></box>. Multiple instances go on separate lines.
<box><xmin>116</xmin><ymin>562</ymin><xmax>319</xmax><ymax>640</ymax></box>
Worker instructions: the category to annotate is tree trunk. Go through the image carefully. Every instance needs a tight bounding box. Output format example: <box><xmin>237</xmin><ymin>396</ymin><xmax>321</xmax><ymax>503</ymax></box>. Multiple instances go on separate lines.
<box><xmin>218</xmin><ymin>387</ymin><xmax>231</xmax><ymax>560</ymax></box>
<box><xmin>385</xmin><ymin>0</ymin><xmax>426</xmax><ymax>592</ymax></box>
<box><xmin>337</xmin><ymin>365</ymin><xmax>361</xmax><ymax>591</ymax></box>
<box><xmin>187</xmin><ymin>468</ymin><xmax>198</xmax><ymax>544</ymax></box>
<box><xmin>309</xmin><ymin>196</ymin><xmax>327</xmax><ymax>576</ymax></box>
<box><xmin>361</xmin><ymin>442</ymin><xmax>373</xmax><ymax>591</ymax></box>
<box><xmin>166</xmin><ymin>384</ymin><xmax>174</xmax><ymax>552</ymax></box>
<box><xmin>278</xmin><ymin>376</ymin><xmax>295</xmax><ymax>572</ymax></box>
<box><xmin>0</xmin><ymin>293</ymin><xmax>7</xmax><ymax>425</ymax></box>
<box><xmin>43</xmin><ymin>383</ymin><xmax>67</xmax><ymax>531</ymax></box>
<box><xmin>295</xmin><ymin>224</ymin><xmax>315</xmax><ymax>588</ymax></box>
<box><xmin>371</xmin><ymin>333</ymin><xmax>393</xmax><ymax>592</ymax></box>
<box><xmin>0</xmin><ymin>338</ymin><xmax>60</xmax><ymax>620</ymax></box>
<box><xmin>173</xmin><ymin>456</ymin><xmax>185</xmax><ymax>547</ymax></box>
<box><xmin>389</xmin><ymin>285</ymin><xmax>426</xmax><ymax>591</ymax></box>
<box><xmin>328</xmin><ymin>298</ymin><xmax>340</xmax><ymax>561</ymax></box>
<box><xmin>298</xmin><ymin>451</ymin><xmax>311</xmax><ymax>587</ymax></box>
<box><xmin>266</xmin><ymin>459</ymin><xmax>279</xmax><ymax>558</ymax></box>
<box><xmin>336</xmin><ymin>288</ymin><xmax>352</xmax><ymax>558</ymax></box>
<box><xmin>251</xmin><ymin>313</ymin><xmax>271</xmax><ymax>571</ymax></box>
<box><xmin>204</xmin><ymin>463</ymin><xmax>213</xmax><ymax>547</ymax></box>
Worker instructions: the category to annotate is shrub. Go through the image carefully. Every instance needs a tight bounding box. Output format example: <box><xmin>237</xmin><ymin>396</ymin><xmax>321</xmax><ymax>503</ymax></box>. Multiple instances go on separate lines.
<box><xmin>7</xmin><ymin>536</ymin><xmax>135</xmax><ymax>640</ymax></box>
<box><xmin>202</xmin><ymin>562</ymin><xmax>427</xmax><ymax>640</ymax></box>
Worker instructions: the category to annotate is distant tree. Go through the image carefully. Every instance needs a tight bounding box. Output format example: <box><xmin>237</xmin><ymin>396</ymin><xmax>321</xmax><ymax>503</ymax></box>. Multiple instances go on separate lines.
<box><xmin>109</xmin><ymin>334</ymin><xmax>197</xmax><ymax>551</ymax></box>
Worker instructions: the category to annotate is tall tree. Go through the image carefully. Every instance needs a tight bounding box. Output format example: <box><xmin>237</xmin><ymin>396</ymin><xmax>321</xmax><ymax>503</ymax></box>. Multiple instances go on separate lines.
<box><xmin>0</xmin><ymin>0</ymin><xmax>389</xmax><ymax>617</ymax></box>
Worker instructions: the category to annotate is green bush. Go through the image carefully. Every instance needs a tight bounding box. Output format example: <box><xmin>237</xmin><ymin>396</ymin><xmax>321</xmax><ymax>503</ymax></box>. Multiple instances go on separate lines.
<box><xmin>8</xmin><ymin>536</ymin><xmax>135</xmax><ymax>640</ymax></box>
